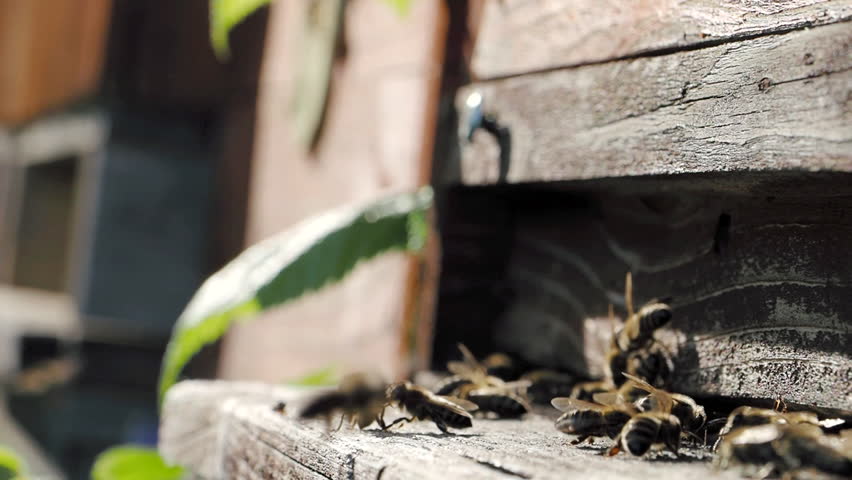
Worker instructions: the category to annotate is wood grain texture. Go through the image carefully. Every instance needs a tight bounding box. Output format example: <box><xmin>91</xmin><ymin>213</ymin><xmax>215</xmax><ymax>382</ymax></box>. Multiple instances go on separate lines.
<box><xmin>456</xmin><ymin>21</ymin><xmax>852</xmax><ymax>185</ymax></box>
<box><xmin>472</xmin><ymin>0</ymin><xmax>852</xmax><ymax>79</ymax></box>
<box><xmin>160</xmin><ymin>380</ymin><xmax>736</xmax><ymax>480</ymax></box>
<box><xmin>482</xmin><ymin>187</ymin><xmax>852</xmax><ymax>412</ymax></box>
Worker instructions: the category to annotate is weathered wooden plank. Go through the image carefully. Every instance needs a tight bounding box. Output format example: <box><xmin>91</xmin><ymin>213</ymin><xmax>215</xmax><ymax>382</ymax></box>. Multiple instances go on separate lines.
<box><xmin>472</xmin><ymin>0</ymin><xmax>852</xmax><ymax>79</ymax></box>
<box><xmin>161</xmin><ymin>381</ymin><xmax>737</xmax><ymax>480</ymax></box>
<box><xmin>457</xmin><ymin>22</ymin><xmax>852</xmax><ymax>185</ymax></box>
<box><xmin>480</xmin><ymin>189</ymin><xmax>852</xmax><ymax>412</ymax></box>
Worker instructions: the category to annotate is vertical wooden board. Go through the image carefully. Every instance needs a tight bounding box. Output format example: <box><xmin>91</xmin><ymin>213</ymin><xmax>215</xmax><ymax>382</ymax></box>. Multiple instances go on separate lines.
<box><xmin>0</xmin><ymin>0</ymin><xmax>111</xmax><ymax>125</ymax></box>
<box><xmin>472</xmin><ymin>0</ymin><xmax>852</xmax><ymax>79</ymax></box>
<box><xmin>218</xmin><ymin>0</ymin><xmax>447</xmax><ymax>382</ymax></box>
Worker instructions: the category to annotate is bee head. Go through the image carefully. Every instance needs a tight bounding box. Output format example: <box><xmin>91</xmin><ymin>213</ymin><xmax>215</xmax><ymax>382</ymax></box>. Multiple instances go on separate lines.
<box><xmin>386</xmin><ymin>382</ymin><xmax>410</xmax><ymax>404</ymax></box>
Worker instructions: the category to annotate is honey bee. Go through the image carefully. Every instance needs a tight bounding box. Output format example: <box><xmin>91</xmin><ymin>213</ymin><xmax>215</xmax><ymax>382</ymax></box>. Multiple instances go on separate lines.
<box><xmin>462</xmin><ymin>383</ymin><xmax>531</xmax><ymax>419</ymax></box>
<box><xmin>715</xmin><ymin>423</ymin><xmax>852</xmax><ymax>478</ymax></box>
<box><xmin>607</xmin><ymin>274</ymin><xmax>673</xmax><ymax>387</ymax></box>
<box><xmin>434</xmin><ymin>343</ymin><xmax>503</xmax><ymax>396</ymax></box>
<box><xmin>521</xmin><ymin>369</ymin><xmax>579</xmax><ymax>404</ymax></box>
<box><xmin>611</xmin><ymin>373</ymin><xmax>706</xmax><ymax>435</ymax></box>
<box><xmin>569</xmin><ymin>380</ymin><xmax>613</xmax><ymax>402</ymax></box>
<box><xmin>613</xmin><ymin>273</ymin><xmax>673</xmax><ymax>353</ymax></box>
<box><xmin>607</xmin><ymin>412</ymin><xmax>682</xmax><ymax>457</ymax></box>
<box><xmin>551</xmin><ymin>397</ymin><xmax>635</xmax><ymax>445</ymax></box>
<box><xmin>381</xmin><ymin>382</ymin><xmax>479</xmax><ymax>434</ymax></box>
<box><xmin>299</xmin><ymin>372</ymin><xmax>387</xmax><ymax>430</ymax></box>
<box><xmin>713</xmin><ymin>405</ymin><xmax>820</xmax><ymax>451</ymax></box>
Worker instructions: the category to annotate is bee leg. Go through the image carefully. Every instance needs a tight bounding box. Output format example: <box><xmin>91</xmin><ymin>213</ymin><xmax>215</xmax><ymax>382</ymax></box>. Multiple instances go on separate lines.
<box><xmin>570</xmin><ymin>435</ymin><xmax>589</xmax><ymax>445</ymax></box>
<box><xmin>334</xmin><ymin>414</ymin><xmax>346</xmax><ymax>432</ymax></box>
<box><xmin>754</xmin><ymin>463</ymin><xmax>775</xmax><ymax>480</ymax></box>
<box><xmin>383</xmin><ymin>416</ymin><xmax>414</xmax><ymax>430</ymax></box>
<box><xmin>605</xmin><ymin>444</ymin><xmax>621</xmax><ymax>457</ymax></box>
<box><xmin>435</xmin><ymin>420</ymin><xmax>450</xmax><ymax>434</ymax></box>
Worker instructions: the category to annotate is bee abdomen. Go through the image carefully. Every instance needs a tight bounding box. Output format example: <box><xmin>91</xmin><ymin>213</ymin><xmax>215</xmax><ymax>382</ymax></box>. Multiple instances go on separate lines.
<box><xmin>638</xmin><ymin>305</ymin><xmax>672</xmax><ymax>335</ymax></box>
<box><xmin>433</xmin><ymin>407</ymin><xmax>473</xmax><ymax>429</ymax></box>
<box><xmin>622</xmin><ymin>416</ymin><xmax>660</xmax><ymax>456</ymax></box>
<box><xmin>300</xmin><ymin>392</ymin><xmax>346</xmax><ymax>418</ymax></box>
<box><xmin>469</xmin><ymin>394</ymin><xmax>528</xmax><ymax>418</ymax></box>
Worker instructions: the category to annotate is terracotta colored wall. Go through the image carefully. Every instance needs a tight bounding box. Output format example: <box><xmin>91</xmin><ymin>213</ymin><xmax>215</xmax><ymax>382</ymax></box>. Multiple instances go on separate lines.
<box><xmin>218</xmin><ymin>0</ymin><xmax>446</xmax><ymax>382</ymax></box>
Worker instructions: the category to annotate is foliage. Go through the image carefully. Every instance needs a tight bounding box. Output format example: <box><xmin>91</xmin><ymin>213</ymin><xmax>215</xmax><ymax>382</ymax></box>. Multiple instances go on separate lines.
<box><xmin>91</xmin><ymin>446</ymin><xmax>184</xmax><ymax>480</ymax></box>
<box><xmin>209</xmin><ymin>0</ymin><xmax>272</xmax><ymax>58</ymax></box>
<box><xmin>285</xmin><ymin>365</ymin><xmax>340</xmax><ymax>387</ymax></box>
<box><xmin>158</xmin><ymin>187</ymin><xmax>433</xmax><ymax>405</ymax></box>
<box><xmin>0</xmin><ymin>447</ymin><xmax>25</xmax><ymax>480</ymax></box>
<box><xmin>382</xmin><ymin>0</ymin><xmax>413</xmax><ymax>16</ymax></box>
<box><xmin>210</xmin><ymin>0</ymin><xmax>413</xmax><ymax>59</ymax></box>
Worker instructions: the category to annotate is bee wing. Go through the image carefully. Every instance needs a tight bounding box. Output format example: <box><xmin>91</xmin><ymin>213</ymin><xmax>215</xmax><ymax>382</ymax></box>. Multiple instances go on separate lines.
<box><xmin>621</xmin><ymin>373</ymin><xmax>672</xmax><ymax>413</ymax></box>
<box><xmin>440</xmin><ymin>396</ymin><xmax>479</xmax><ymax>412</ymax></box>
<box><xmin>551</xmin><ymin>397</ymin><xmax>608</xmax><ymax>413</ymax></box>
<box><xmin>447</xmin><ymin>361</ymin><xmax>477</xmax><ymax>377</ymax></box>
<box><xmin>457</xmin><ymin>343</ymin><xmax>480</xmax><ymax>368</ymax></box>
<box><xmin>592</xmin><ymin>391</ymin><xmax>621</xmax><ymax>406</ymax></box>
<box><xmin>621</xmin><ymin>373</ymin><xmax>655</xmax><ymax>392</ymax></box>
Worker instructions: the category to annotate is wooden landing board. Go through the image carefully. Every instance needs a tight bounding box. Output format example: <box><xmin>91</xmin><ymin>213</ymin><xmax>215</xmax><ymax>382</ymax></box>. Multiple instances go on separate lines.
<box><xmin>457</xmin><ymin>21</ymin><xmax>852</xmax><ymax>185</ymax></box>
<box><xmin>160</xmin><ymin>381</ymin><xmax>738</xmax><ymax>480</ymax></box>
<box><xmin>472</xmin><ymin>0</ymin><xmax>852</xmax><ymax>79</ymax></box>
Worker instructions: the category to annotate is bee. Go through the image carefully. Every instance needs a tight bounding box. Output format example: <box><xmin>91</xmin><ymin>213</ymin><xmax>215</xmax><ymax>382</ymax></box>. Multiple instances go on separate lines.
<box><xmin>569</xmin><ymin>380</ymin><xmax>613</xmax><ymax>402</ymax></box>
<box><xmin>611</xmin><ymin>373</ymin><xmax>706</xmax><ymax>436</ymax></box>
<box><xmin>462</xmin><ymin>383</ymin><xmax>531</xmax><ymax>419</ymax></box>
<box><xmin>551</xmin><ymin>397</ymin><xmax>635</xmax><ymax>445</ymax></box>
<box><xmin>381</xmin><ymin>382</ymin><xmax>479</xmax><ymax>434</ymax></box>
<box><xmin>521</xmin><ymin>369</ymin><xmax>579</xmax><ymax>405</ymax></box>
<box><xmin>299</xmin><ymin>372</ymin><xmax>387</xmax><ymax>430</ymax></box>
<box><xmin>715</xmin><ymin>423</ymin><xmax>852</xmax><ymax>478</ymax></box>
<box><xmin>434</xmin><ymin>343</ymin><xmax>502</xmax><ymax>396</ymax></box>
<box><xmin>612</xmin><ymin>273</ymin><xmax>673</xmax><ymax>353</ymax></box>
<box><xmin>607</xmin><ymin>274</ymin><xmax>673</xmax><ymax>387</ymax></box>
<box><xmin>607</xmin><ymin>412</ymin><xmax>682</xmax><ymax>457</ymax></box>
<box><xmin>713</xmin><ymin>405</ymin><xmax>820</xmax><ymax>451</ymax></box>
<box><xmin>623</xmin><ymin>343</ymin><xmax>672</xmax><ymax>388</ymax></box>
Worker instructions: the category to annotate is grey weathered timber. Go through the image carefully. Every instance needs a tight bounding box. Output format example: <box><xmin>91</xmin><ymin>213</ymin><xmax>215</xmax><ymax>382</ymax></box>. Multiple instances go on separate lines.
<box><xmin>472</xmin><ymin>0</ymin><xmax>852</xmax><ymax>79</ymax></box>
<box><xmin>456</xmin><ymin>21</ymin><xmax>852</xmax><ymax>185</ymax></box>
<box><xmin>487</xmin><ymin>188</ymin><xmax>852</xmax><ymax>413</ymax></box>
<box><xmin>160</xmin><ymin>381</ymin><xmax>740</xmax><ymax>480</ymax></box>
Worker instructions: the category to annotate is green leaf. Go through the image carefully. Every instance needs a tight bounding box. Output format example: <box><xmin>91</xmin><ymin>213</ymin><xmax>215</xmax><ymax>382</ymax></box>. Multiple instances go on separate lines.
<box><xmin>284</xmin><ymin>365</ymin><xmax>340</xmax><ymax>387</ymax></box>
<box><xmin>91</xmin><ymin>446</ymin><xmax>184</xmax><ymax>480</ymax></box>
<box><xmin>158</xmin><ymin>186</ymin><xmax>434</xmax><ymax>406</ymax></box>
<box><xmin>382</xmin><ymin>0</ymin><xmax>412</xmax><ymax>16</ymax></box>
<box><xmin>210</xmin><ymin>0</ymin><xmax>273</xmax><ymax>59</ymax></box>
<box><xmin>0</xmin><ymin>447</ymin><xmax>25</xmax><ymax>480</ymax></box>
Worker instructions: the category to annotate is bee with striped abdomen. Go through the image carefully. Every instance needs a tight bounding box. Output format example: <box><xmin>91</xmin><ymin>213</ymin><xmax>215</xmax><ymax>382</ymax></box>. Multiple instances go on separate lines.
<box><xmin>382</xmin><ymin>382</ymin><xmax>478</xmax><ymax>434</ymax></box>
<box><xmin>615</xmin><ymin>373</ymin><xmax>706</xmax><ymax>436</ymax></box>
<box><xmin>551</xmin><ymin>397</ymin><xmax>635</xmax><ymax>445</ymax></box>
<box><xmin>299</xmin><ymin>372</ymin><xmax>387</xmax><ymax>430</ymax></box>
<box><xmin>607</xmin><ymin>411</ymin><xmax>682</xmax><ymax>457</ymax></box>
<box><xmin>715</xmin><ymin>423</ymin><xmax>852</xmax><ymax>478</ymax></box>
<box><xmin>607</xmin><ymin>274</ymin><xmax>673</xmax><ymax>387</ymax></box>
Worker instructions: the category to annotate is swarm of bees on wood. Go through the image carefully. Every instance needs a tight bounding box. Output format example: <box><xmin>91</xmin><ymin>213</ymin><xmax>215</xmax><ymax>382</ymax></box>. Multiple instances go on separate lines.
<box><xmin>278</xmin><ymin>272</ymin><xmax>850</xmax><ymax>479</ymax></box>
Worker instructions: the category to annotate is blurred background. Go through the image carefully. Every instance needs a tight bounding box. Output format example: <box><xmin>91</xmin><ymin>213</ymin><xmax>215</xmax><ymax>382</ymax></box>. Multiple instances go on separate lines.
<box><xmin>1</xmin><ymin>0</ymin><xmax>449</xmax><ymax>478</ymax></box>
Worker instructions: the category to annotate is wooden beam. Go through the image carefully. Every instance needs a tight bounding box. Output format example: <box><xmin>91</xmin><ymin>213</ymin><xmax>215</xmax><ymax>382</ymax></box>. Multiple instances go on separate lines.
<box><xmin>472</xmin><ymin>0</ymin><xmax>852</xmax><ymax>79</ymax></box>
<box><xmin>456</xmin><ymin>21</ymin><xmax>852</xmax><ymax>185</ymax></box>
<box><xmin>160</xmin><ymin>380</ymin><xmax>731</xmax><ymax>480</ymax></box>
